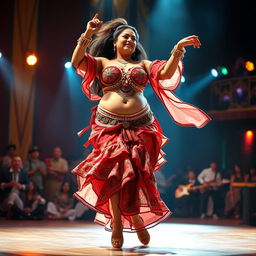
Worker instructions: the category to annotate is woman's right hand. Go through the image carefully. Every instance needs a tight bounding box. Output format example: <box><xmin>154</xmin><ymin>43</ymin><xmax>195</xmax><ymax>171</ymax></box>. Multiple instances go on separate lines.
<box><xmin>86</xmin><ymin>13</ymin><xmax>103</xmax><ymax>36</ymax></box>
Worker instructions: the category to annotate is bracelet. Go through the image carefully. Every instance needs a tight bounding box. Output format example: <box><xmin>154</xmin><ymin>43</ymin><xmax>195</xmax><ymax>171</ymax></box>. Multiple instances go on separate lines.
<box><xmin>77</xmin><ymin>33</ymin><xmax>92</xmax><ymax>48</ymax></box>
<box><xmin>171</xmin><ymin>45</ymin><xmax>186</xmax><ymax>59</ymax></box>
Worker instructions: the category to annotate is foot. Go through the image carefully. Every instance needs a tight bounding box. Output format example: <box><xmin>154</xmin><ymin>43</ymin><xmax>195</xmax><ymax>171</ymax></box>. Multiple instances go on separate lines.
<box><xmin>111</xmin><ymin>221</ymin><xmax>123</xmax><ymax>249</ymax></box>
<box><xmin>133</xmin><ymin>217</ymin><xmax>150</xmax><ymax>245</ymax></box>
<box><xmin>212</xmin><ymin>214</ymin><xmax>218</xmax><ymax>220</ymax></box>
<box><xmin>200</xmin><ymin>213</ymin><xmax>206</xmax><ymax>219</ymax></box>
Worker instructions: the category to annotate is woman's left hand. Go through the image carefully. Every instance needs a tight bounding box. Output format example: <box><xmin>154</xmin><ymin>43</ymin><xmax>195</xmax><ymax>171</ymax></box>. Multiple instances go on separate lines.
<box><xmin>176</xmin><ymin>35</ymin><xmax>201</xmax><ymax>50</ymax></box>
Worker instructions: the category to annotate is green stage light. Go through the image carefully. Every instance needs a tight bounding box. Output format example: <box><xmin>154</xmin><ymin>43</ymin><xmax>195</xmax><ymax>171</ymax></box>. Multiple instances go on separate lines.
<box><xmin>221</xmin><ymin>67</ymin><xmax>228</xmax><ymax>76</ymax></box>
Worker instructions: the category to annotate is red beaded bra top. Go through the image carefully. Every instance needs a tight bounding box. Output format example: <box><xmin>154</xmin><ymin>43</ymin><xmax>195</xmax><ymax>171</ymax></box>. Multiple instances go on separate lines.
<box><xmin>100</xmin><ymin>65</ymin><xmax>148</xmax><ymax>96</ymax></box>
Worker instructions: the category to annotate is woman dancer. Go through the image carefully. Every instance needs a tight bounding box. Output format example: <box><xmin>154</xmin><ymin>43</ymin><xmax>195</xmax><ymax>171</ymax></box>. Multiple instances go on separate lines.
<box><xmin>71</xmin><ymin>14</ymin><xmax>211</xmax><ymax>248</ymax></box>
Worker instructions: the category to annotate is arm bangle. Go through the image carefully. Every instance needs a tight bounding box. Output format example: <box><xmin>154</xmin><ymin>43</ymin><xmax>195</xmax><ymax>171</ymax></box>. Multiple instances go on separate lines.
<box><xmin>77</xmin><ymin>33</ymin><xmax>92</xmax><ymax>48</ymax></box>
<box><xmin>170</xmin><ymin>46</ymin><xmax>186</xmax><ymax>59</ymax></box>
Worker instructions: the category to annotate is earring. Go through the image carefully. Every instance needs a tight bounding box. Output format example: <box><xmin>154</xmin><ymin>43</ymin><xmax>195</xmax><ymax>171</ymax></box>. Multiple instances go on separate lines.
<box><xmin>113</xmin><ymin>45</ymin><xmax>116</xmax><ymax>53</ymax></box>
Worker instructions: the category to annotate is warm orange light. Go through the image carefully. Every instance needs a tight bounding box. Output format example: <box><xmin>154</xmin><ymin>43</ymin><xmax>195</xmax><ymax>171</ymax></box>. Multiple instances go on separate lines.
<box><xmin>245</xmin><ymin>130</ymin><xmax>254</xmax><ymax>144</ymax></box>
<box><xmin>26</xmin><ymin>54</ymin><xmax>38</xmax><ymax>66</ymax></box>
<box><xmin>244</xmin><ymin>130</ymin><xmax>254</xmax><ymax>154</ymax></box>
<box><xmin>245</xmin><ymin>61</ymin><xmax>254</xmax><ymax>72</ymax></box>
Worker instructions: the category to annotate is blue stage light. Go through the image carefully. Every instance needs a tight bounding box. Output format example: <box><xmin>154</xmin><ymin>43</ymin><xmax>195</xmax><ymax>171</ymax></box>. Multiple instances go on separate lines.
<box><xmin>211</xmin><ymin>68</ymin><xmax>218</xmax><ymax>77</ymax></box>
<box><xmin>0</xmin><ymin>52</ymin><xmax>2</xmax><ymax>58</ymax></box>
<box><xmin>65</xmin><ymin>61</ymin><xmax>72</xmax><ymax>69</ymax></box>
<box><xmin>181</xmin><ymin>75</ymin><xmax>185</xmax><ymax>83</ymax></box>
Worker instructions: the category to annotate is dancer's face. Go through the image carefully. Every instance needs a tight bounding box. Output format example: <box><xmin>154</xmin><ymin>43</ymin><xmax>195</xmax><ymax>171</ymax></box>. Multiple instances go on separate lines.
<box><xmin>115</xmin><ymin>28</ymin><xmax>137</xmax><ymax>56</ymax></box>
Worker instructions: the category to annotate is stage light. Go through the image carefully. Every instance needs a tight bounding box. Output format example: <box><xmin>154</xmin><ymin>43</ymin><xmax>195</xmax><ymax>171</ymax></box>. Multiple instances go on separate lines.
<box><xmin>221</xmin><ymin>66</ymin><xmax>228</xmax><ymax>76</ymax></box>
<box><xmin>0</xmin><ymin>52</ymin><xmax>2</xmax><ymax>58</ymax></box>
<box><xmin>26</xmin><ymin>54</ymin><xmax>38</xmax><ymax>66</ymax></box>
<box><xmin>65</xmin><ymin>61</ymin><xmax>72</xmax><ymax>69</ymax></box>
<box><xmin>245</xmin><ymin>61</ymin><xmax>254</xmax><ymax>72</ymax></box>
<box><xmin>211</xmin><ymin>68</ymin><xmax>218</xmax><ymax>77</ymax></box>
<box><xmin>245</xmin><ymin>130</ymin><xmax>254</xmax><ymax>138</ymax></box>
<box><xmin>236</xmin><ymin>87</ymin><xmax>243</xmax><ymax>96</ymax></box>
<box><xmin>181</xmin><ymin>75</ymin><xmax>185</xmax><ymax>83</ymax></box>
<box><xmin>245</xmin><ymin>130</ymin><xmax>254</xmax><ymax>145</ymax></box>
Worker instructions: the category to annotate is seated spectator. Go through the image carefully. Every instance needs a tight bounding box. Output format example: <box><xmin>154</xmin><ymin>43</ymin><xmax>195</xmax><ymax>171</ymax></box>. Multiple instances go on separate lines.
<box><xmin>23</xmin><ymin>180</ymin><xmax>46</xmax><ymax>220</ymax></box>
<box><xmin>0</xmin><ymin>156</ymin><xmax>28</xmax><ymax>219</ymax></box>
<box><xmin>45</xmin><ymin>147</ymin><xmax>68</xmax><ymax>201</ymax></box>
<box><xmin>0</xmin><ymin>144</ymin><xmax>17</xmax><ymax>169</ymax></box>
<box><xmin>46</xmin><ymin>181</ymin><xmax>88</xmax><ymax>221</ymax></box>
<box><xmin>245</xmin><ymin>167</ymin><xmax>256</xmax><ymax>182</ymax></box>
<box><xmin>24</xmin><ymin>146</ymin><xmax>46</xmax><ymax>196</ymax></box>
<box><xmin>224</xmin><ymin>165</ymin><xmax>245</xmax><ymax>219</ymax></box>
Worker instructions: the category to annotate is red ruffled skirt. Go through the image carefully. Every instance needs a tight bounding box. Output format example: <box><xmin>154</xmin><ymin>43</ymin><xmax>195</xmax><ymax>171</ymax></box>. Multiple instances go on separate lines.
<box><xmin>72</xmin><ymin>105</ymin><xmax>171</xmax><ymax>232</ymax></box>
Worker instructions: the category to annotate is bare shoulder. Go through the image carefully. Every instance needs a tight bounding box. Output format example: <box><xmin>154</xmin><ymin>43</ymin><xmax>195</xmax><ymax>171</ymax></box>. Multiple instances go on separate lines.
<box><xmin>141</xmin><ymin>60</ymin><xmax>152</xmax><ymax>74</ymax></box>
<box><xmin>95</xmin><ymin>57</ymin><xmax>109</xmax><ymax>66</ymax></box>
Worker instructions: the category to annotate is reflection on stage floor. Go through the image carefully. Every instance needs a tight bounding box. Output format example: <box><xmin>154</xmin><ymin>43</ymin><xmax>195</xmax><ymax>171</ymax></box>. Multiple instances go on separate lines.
<box><xmin>0</xmin><ymin>218</ymin><xmax>255</xmax><ymax>256</ymax></box>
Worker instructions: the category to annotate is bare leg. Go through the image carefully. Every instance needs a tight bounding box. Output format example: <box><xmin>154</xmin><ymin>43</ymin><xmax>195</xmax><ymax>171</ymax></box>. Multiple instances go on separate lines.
<box><xmin>131</xmin><ymin>214</ymin><xmax>150</xmax><ymax>245</ymax></box>
<box><xmin>109</xmin><ymin>192</ymin><xmax>123</xmax><ymax>248</ymax></box>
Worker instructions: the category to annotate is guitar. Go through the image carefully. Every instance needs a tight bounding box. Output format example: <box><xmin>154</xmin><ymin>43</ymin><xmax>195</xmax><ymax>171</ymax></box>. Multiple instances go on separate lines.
<box><xmin>175</xmin><ymin>179</ymin><xmax>230</xmax><ymax>199</ymax></box>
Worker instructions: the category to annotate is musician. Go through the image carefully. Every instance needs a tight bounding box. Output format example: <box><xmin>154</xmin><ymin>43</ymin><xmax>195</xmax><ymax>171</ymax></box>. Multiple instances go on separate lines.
<box><xmin>198</xmin><ymin>162</ymin><xmax>221</xmax><ymax>219</ymax></box>
<box><xmin>175</xmin><ymin>169</ymin><xmax>200</xmax><ymax>217</ymax></box>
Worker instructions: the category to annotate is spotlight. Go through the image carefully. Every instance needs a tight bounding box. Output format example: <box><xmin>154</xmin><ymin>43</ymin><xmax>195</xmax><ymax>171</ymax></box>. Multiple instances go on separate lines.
<box><xmin>181</xmin><ymin>75</ymin><xmax>185</xmax><ymax>83</ymax></box>
<box><xmin>236</xmin><ymin>87</ymin><xmax>243</xmax><ymax>96</ymax></box>
<box><xmin>26</xmin><ymin>54</ymin><xmax>38</xmax><ymax>66</ymax></box>
<box><xmin>245</xmin><ymin>130</ymin><xmax>254</xmax><ymax>138</ymax></box>
<box><xmin>211</xmin><ymin>68</ymin><xmax>218</xmax><ymax>77</ymax></box>
<box><xmin>220</xmin><ymin>66</ymin><xmax>228</xmax><ymax>76</ymax></box>
<box><xmin>64</xmin><ymin>61</ymin><xmax>72</xmax><ymax>69</ymax></box>
<box><xmin>245</xmin><ymin>61</ymin><xmax>254</xmax><ymax>72</ymax></box>
<box><xmin>245</xmin><ymin>130</ymin><xmax>254</xmax><ymax>146</ymax></box>
<box><xmin>0</xmin><ymin>52</ymin><xmax>2</xmax><ymax>58</ymax></box>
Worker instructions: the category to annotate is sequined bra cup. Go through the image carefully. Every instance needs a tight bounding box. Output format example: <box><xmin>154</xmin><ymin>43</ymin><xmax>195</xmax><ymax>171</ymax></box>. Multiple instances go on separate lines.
<box><xmin>100</xmin><ymin>66</ymin><xmax>148</xmax><ymax>97</ymax></box>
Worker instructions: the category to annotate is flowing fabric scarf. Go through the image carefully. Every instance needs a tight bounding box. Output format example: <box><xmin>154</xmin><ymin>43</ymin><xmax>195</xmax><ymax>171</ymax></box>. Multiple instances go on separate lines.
<box><xmin>76</xmin><ymin>53</ymin><xmax>211</xmax><ymax>132</ymax></box>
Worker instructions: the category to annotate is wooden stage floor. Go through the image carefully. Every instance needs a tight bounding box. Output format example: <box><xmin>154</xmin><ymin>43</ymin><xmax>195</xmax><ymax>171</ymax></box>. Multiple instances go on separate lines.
<box><xmin>0</xmin><ymin>218</ymin><xmax>255</xmax><ymax>256</ymax></box>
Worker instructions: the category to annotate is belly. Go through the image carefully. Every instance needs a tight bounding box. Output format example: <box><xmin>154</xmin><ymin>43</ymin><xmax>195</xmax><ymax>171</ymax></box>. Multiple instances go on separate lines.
<box><xmin>99</xmin><ymin>91</ymin><xmax>148</xmax><ymax>115</ymax></box>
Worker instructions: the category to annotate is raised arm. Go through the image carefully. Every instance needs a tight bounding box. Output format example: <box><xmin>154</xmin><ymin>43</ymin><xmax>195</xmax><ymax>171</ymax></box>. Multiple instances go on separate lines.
<box><xmin>144</xmin><ymin>35</ymin><xmax>201</xmax><ymax>80</ymax></box>
<box><xmin>71</xmin><ymin>13</ymin><xmax>103</xmax><ymax>69</ymax></box>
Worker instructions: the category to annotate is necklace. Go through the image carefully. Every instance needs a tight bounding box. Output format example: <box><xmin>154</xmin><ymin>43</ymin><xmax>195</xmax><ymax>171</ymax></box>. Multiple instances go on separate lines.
<box><xmin>116</xmin><ymin>59</ymin><xmax>131</xmax><ymax>66</ymax></box>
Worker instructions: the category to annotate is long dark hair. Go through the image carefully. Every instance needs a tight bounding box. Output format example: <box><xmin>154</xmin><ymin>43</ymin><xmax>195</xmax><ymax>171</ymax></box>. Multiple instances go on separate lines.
<box><xmin>89</xmin><ymin>18</ymin><xmax>147</xmax><ymax>61</ymax></box>
<box><xmin>88</xmin><ymin>18</ymin><xmax>147</xmax><ymax>96</ymax></box>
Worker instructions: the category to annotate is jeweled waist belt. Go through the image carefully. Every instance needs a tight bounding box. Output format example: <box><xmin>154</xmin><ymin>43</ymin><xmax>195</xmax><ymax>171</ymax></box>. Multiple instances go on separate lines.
<box><xmin>96</xmin><ymin>104</ymin><xmax>154</xmax><ymax>128</ymax></box>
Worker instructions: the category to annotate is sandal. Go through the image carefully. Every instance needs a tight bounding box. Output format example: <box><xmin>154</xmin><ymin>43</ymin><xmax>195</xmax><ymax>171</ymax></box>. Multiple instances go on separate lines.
<box><xmin>111</xmin><ymin>221</ymin><xmax>124</xmax><ymax>248</ymax></box>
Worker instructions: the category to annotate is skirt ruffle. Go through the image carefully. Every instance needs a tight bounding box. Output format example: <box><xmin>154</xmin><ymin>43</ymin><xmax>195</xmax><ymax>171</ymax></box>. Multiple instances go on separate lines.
<box><xmin>72</xmin><ymin>106</ymin><xmax>171</xmax><ymax>232</ymax></box>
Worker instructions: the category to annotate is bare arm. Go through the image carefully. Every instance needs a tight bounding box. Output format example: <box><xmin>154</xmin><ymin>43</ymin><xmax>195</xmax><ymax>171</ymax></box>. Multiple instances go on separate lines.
<box><xmin>71</xmin><ymin>13</ymin><xmax>103</xmax><ymax>69</ymax></box>
<box><xmin>144</xmin><ymin>35</ymin><xmax>201</xmax><ymax>80</ymax></box>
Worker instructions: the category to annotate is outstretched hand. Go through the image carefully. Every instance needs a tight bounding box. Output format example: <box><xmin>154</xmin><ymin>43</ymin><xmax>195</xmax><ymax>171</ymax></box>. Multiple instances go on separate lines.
<box><xmin>86</xmin><ymin>13</ymin><xmax>103</xmax><ymax>35</ymax></box>
<box><xmin>176</xmin><ymin>35</ymin><xmax>201</xmax><ymax>50</ymax></box>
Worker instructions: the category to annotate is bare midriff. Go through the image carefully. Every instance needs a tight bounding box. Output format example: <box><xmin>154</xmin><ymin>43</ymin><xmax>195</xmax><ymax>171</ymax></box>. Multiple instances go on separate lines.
<box><xmin>99</xmin><ymin>91</ymin><xmax>148</xmax><ymax>115</ymax></box>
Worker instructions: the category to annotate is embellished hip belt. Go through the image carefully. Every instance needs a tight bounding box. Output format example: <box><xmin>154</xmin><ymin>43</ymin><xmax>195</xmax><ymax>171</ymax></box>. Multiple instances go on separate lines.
<box><xmin>96</xmin><ymin>104</ymin><xmax>154</xmax><ymax>128</ymax></box>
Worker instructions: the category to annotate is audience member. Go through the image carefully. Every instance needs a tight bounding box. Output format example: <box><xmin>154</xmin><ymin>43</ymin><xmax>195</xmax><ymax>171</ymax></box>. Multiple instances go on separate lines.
<box><xmin>245</xmin><ymin>167</ymin><xmax>256</xmax><ymax>182</ymax></box>
<box><xmin>0</xmin><ymin>156</ymin><xmax>28</xmax><ymax>219</ymax></box>
<box><xmin>0</xmin><ymin>144</ymin><xmax>17</xmax><ymax>168</ymax></box>
<box><xmin>23</xmin><ymin>180</ymin><xmax>46</xmax><ymax>220</ymax></box>
<box><xmin>44</xmin><ymin>147</ymin><xmax>68</xmax><ymax>201</ymax></box>
<box><xmin>46</xmin><ymin>181</ymin><xmax>88</xmax><ymax>220</ymax></box>
<box><xmin>24</xmin><ymin>146</ymin><xmax>46</xmax><ymax>196</ymax></box>
<box><xmin>224</xmin><ymin>165</ymin><xmax>244</xmax><ymax>219</ymax></box>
